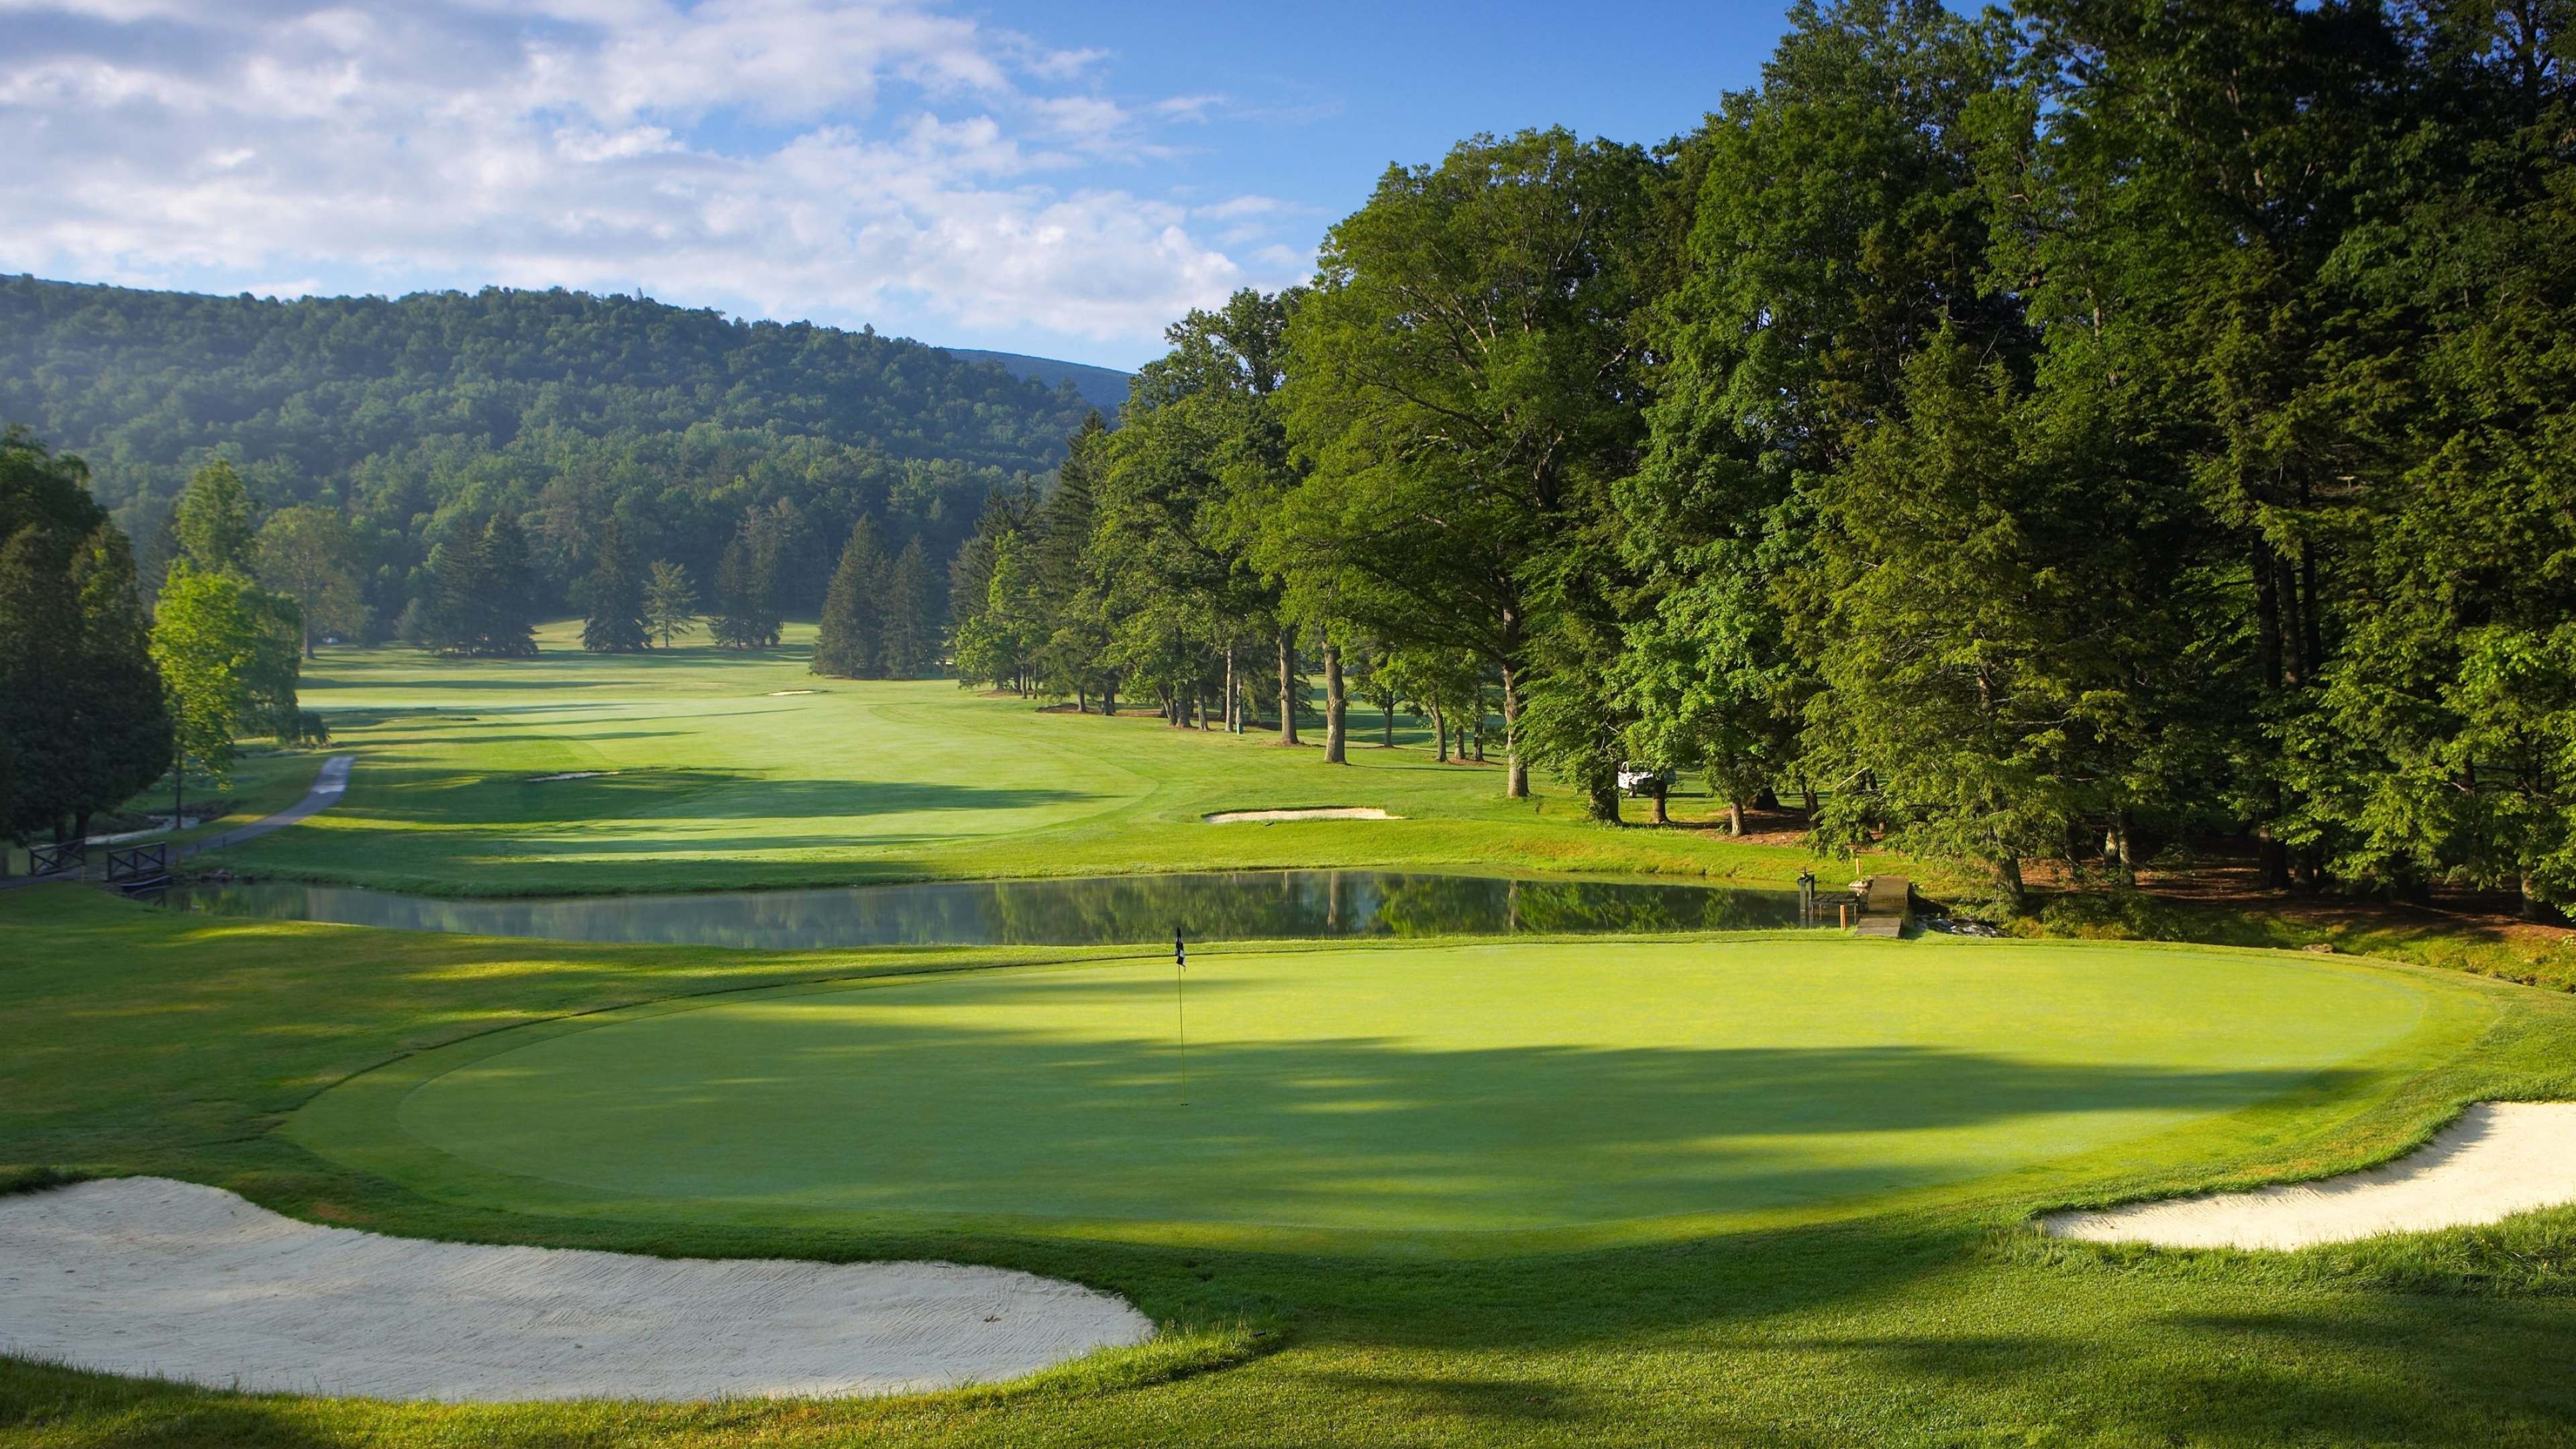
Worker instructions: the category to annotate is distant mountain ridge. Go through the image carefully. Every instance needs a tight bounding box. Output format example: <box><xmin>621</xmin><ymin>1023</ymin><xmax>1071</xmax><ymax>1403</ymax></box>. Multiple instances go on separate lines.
<box><xmin>0</xmin><ymin>274</ymin><xmax>1110</xmax><ymax>637</ymax></box>
<box><xmin>936</xmin><ymin>348</ymin><xmax>1130</xmax><ymax>415</ymax></box>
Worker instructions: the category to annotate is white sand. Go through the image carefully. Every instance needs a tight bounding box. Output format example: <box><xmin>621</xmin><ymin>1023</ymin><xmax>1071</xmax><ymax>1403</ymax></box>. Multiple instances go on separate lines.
<box><xmin>1202</xmin><ymin>807</ymin><xmax>1399</xmax><ymax>823</ymax></box>
<box><xmin>0</xmin><ymin>1178</ymin><xmax>1152</xmax><ymax>1402</ymax></box>
<box><xmin>525</xmin><ymin>771</ymin><xmax>616</xmax><ymax>782</ymax></box>
<box><xmin>2043</xmin><ymin>1102</ymin><xmax>2576</xmax><ymax>1250</ymax></box>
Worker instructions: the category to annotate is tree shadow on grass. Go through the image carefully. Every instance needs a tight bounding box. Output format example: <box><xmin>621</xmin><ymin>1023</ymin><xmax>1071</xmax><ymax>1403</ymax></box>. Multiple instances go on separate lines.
<box><xmin>402</xmin><ymin>993</ymin><xmax>2377</xmax><ymax>1238</ymax></box>
<box><xmin>290</xmin><ymin>765</ymin><xmax>1106</xmax><ymax>827</ymax></box>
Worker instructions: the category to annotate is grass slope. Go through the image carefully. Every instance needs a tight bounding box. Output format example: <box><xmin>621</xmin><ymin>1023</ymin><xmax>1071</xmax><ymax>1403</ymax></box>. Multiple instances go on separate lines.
<box><xmin>211</xmin><ymin>622</ymin><xmax>1870</xmax><ymax>895</ymax></box>
<box><xmin>11</xmin><ymin>888</ymin><xmax>2576</xmax><ymax>1444</ymax></box>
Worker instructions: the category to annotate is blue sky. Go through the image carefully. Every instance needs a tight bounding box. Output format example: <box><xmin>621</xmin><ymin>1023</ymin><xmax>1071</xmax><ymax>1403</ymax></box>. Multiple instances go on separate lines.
<box><xmin>1</xmin><ymin>1</ymin><xmax>1794</xmax><ymax>369</ymax></box>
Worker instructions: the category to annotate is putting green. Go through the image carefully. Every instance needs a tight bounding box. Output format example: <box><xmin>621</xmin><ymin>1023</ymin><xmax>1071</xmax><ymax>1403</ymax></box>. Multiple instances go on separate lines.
<box><xmin>293</xmin><ymin>937</ymin><xmax>2474</xmax><ymax>1247</ymax></box>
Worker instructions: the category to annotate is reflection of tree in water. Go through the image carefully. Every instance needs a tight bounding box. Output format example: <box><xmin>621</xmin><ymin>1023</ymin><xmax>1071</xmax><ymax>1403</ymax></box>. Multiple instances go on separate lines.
<box><xmin>174</xmin><ymin>871</ymin><xmax>1804</xmax><ymax>948</ymax></box>
<box><xmin>1373</xmin><ymin>875</ymin><xmax>1800</xmax><ymax>937</ymax></box>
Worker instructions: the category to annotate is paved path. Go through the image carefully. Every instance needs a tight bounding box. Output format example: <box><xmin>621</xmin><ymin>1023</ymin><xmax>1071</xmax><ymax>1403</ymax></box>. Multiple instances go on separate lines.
<box><xmin>1</xmin><ymin>755</ymin><xmax>354</xmax><ymax>890</ymax></box>
<box><xmin>178</xmin><ymin>754</ymin><xmax>354</xmax><ymax>861</ymax></box>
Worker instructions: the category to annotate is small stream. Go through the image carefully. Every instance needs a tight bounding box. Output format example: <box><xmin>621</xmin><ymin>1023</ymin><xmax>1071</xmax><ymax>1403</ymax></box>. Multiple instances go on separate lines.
<box><xmin>168</xmin><ymin>870</ymin><xmax>1802</xmax><ymax>949</ymax></box>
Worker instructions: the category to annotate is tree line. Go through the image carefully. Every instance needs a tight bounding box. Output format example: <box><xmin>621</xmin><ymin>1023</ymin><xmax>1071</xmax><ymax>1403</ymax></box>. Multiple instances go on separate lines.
<box><xmin>953</xmin><ymin>0</ymin><xmax>2576</xmax><ymax>918</ymax></box>
<box><xmin>3</xmin><ymin>441</ymin><xmax>312</xmax><ymax>856</ymax></box>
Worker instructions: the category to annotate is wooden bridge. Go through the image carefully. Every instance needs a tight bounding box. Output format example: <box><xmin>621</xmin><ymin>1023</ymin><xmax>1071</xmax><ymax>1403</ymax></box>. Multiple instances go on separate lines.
<box><xmin>1855</xmin><ymin>875</ymin><xmax>1912</xmax><ymax>937</ymax></box>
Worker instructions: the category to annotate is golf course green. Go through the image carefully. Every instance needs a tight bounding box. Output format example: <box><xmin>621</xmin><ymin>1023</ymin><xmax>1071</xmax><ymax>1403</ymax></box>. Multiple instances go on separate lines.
<box><xmin>13</xmin><ymin>633</ymin><xmax>2576</xmax><ymax>1445</ymax></box>
<box><xmin>288</xmin><ymin>935</ymin><xmax>2472</xmax><ymax>1248</ymax></box>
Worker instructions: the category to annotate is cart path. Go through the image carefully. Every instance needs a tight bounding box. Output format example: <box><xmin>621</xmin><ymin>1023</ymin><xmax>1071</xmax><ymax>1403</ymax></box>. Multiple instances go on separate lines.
<box><xmin>0</xmin><ymin>1177</ymin><xmax>1152</xmax><ymax>1402</ymax></box>
<box><xmin>182</xmin><ymin>754</ymin><xmax>356</xmax><ymax>859</ymax></box>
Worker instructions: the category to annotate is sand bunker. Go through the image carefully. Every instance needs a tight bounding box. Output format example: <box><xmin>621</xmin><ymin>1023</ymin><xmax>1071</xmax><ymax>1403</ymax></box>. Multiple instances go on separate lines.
<box><xmin>0</xmin><ymin>1178</ymin><xmax>1150</xmax><ymax>1402</ymax></box>
<box><xmin>1203</xmin><ymin>807</ymin><xmax>1399</xmax><ymax>824</ymax></box>
<box><xmin>2043</xmin><ymin>1102</ymin><xmax>2576</xmax><ymax>1250</ymax></box>
<box><xmin>525</xmin><ymin>771</ymin><xmax>617</xmax><ymax>782</ymax></box>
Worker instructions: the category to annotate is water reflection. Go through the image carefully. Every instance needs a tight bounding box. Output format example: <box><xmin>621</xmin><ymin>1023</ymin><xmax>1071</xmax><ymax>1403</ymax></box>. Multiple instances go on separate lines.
<box><xmin>168</xmin><ymin>871</ymin><xmax>1801</xmax><ymax>949</ymax></box>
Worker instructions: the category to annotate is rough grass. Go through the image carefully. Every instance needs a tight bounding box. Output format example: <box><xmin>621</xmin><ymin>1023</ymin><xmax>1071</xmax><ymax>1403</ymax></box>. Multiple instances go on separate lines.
<box><xmin>11</xmin><ymin>888</ymin><xmax>2576</xmax><ymax>1445</ymax></box>
<box><xmin>2022</xmin><ymin>886</ymin><xmax>2576</xmax><ymax>993</ymax></box>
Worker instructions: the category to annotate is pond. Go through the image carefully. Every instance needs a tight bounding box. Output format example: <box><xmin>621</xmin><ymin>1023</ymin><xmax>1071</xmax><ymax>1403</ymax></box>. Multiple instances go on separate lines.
<box><xmin>167</xmin><ymin>870</ymin><xmax>1804</xmax><ymax>950</ymax></box>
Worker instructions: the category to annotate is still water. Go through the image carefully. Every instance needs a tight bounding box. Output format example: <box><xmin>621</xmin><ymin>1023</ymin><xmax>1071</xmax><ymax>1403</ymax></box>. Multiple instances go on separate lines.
<box><xmin>168</xmin><ymin>870</ymin><xmax>1801</xmax><ymax>949</ymax></box>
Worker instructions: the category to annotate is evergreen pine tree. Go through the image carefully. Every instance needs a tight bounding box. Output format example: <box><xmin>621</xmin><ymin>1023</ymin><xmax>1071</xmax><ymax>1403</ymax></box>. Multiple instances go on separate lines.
<box><xmin>709</xmin><ymin>506</ymin><xmax>784</xmax><ymax>649</ymax></box>
<box><xmin>421</xmin><ymin>512</ymin><xmax>539</xmax><ymax>657</ymax></box>
<box><xmin>641</xmin><ymin>560</ymin><xmax>698</xmax><ymax>647</ymax></box>
<box><xmin>66</xmin><ymin>523</ymin><xmax>171</xmax><ymax>834</ymax></box>
<box><xmin>0</xmin><ymin>526</ymin><xmax>81</xmax><ymax>843</ymax></box>
<box><xmin>1</xmin><ymin>433</ymin><xmax>168</xmax><ymax>847</ymax></box>
<box><xmin>710</xmin><ymin>535</ymin><xmax>757</xmax><ymax>649</ymax></box>
<box><xmin>812</xmin><ymin>513</ymin><xmax>885</xmax><ymax>677</ymax></box>
<box><xmin>173</xmin><ymin>461</ymin><xmax>258</xmax><ymax>578</ymax></box>
<box><xmin>878</xmin><ymin>536</ymin><xmax>938</xmax><ymax>678</ymax></box>
<box><xmin>418</xmin><ymin>521</ymin><xmax>488</xmax><ymax>654</ymax></box>
<box><xmin>478</xmin><ymin>513</ymin><xmax>539</xmax><ymax>657</ymax></box>
<box><xmin>581</xmin><ymin>519</ymin><xmax>647</xmax><ymax>652</ymax></box>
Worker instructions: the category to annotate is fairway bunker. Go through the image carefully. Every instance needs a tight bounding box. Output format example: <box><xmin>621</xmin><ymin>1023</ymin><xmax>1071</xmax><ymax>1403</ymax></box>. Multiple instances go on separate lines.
<box><xmin>0</xmin><ymin>1177</ymin><xmax>1150</xmax><ymax>1402</ymax></box>
<box><xmin>2042</xmin><ymin>1102</ymin><xmax>2576</xmax><ymax>1250</ymax></box>
<box><xmin>170</xmin><ymin>869</ymin><xmax>1802</xmax><ymax>948</ymax></box>
<box><xmin>1203</xmin><ymin>807</ymin><xmax>1399</xmax><ymax>823</ymax></box>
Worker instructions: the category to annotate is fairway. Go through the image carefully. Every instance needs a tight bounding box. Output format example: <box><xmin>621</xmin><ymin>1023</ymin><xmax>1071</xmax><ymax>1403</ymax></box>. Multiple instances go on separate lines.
<box><xmin>217</xmin><ymin>625</ymin><xmax>1858</xmax><ymax>895</ymax></box>
<box><xmin>294</xmin><ymin>936</ymin><xmax>2455</xmax><ymax>1244</ymax></box>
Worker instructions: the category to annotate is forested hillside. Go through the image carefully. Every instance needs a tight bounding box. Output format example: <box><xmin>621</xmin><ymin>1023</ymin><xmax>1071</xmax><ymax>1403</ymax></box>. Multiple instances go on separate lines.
<box><xmin>0</xmin><ymin>276</ymin><xmax>1104</xmax><ymax>631</ymax></box>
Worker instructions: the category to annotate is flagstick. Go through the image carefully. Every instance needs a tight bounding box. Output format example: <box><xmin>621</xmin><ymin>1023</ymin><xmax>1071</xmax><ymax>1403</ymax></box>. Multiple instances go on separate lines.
<box><xmin>1175</xmin><ymin>927</ymin><xmax>1188</xmax><ymax>1108</ymax></box>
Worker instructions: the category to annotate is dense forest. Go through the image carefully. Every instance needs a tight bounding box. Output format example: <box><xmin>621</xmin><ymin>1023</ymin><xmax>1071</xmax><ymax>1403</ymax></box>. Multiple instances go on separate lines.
<box><xmin>0</xmin><ymin>276</ymin><xmax>1105</xmax><ymax>635</ymax></box>
<box><xmin>949</xmin><ymin>0</ymin><xmax>2576</xmax><ymax>918</ymax></box>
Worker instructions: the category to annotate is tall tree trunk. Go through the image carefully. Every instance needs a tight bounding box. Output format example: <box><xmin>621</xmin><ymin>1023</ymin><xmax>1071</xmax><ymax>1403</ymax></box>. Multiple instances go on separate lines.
<box><xmin>1650</xmin><ymin>778</ymin><xmax>1669</xmax><ymax>826</ymax></box>
<box><xmin>1587</xmin><ymin>770</ymin><xmax>1622</xmax><ymax>822</ymax></box>
<box><xmin>2251</xmin><ymin>534</ymin><xmax>2284</xmax><ymax>692</ymax></box>
<box><xmin>1076</xmin><ymin>688</ymin><xmax>1087</xmax><ymax>714</ymax></box>
<box><xmin>1728</xmin><ymin>800</ymin><xmax>1746</xmax><ymax>836</ymax></box>
<box><xmin>2110</xmin><ymin>810</ymin><xmax>2135</xmax><ymax>884</ymax></box>
<box><xmin>2297</xmin><ymin>541</ymin><xmax>2323</xmax><ymax>686</ymax></box>
<box><xmin>1277</xmin><ymin>631</ymin><xmax>1299</xmax><ymax>746</ymax></box>
<box><xmin>1223</xmin><ymin>646</ymin><xmax>1236</xmax><ymax>733</ymax></box>
<box><xmin>1381</xmin><ymin>699</ymin><xmax>1394</xmax><ymax>747</ymax></box>
<box><xmin>1432</xmin><ymin>701</ymin><xmax>1448</xmax><ymax>762</ymax></box>
<box><xmin>1323</xmin><ymin>643</ymin><xmax>1347</xmax><ymax>764</ymax></box>
<box><xmin>1994</xmin><ymin>853</ymin><xmax>2026</xmax><ymax>915</ymax></box>
<box><xmin>1100</xmin><ymin>688</ymin><xmax>1117</xmax><ymax>717</ymax></box>
<box><xmin>1500</xmin><ymin>663</ymin><xmax>1527</xmax><ymax>797</ymax></box>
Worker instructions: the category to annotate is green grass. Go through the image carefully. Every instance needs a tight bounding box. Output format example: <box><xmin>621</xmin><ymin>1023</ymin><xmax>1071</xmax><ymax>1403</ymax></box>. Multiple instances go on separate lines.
<box><xmin>3</xmin><ymin>745</ymin><xmax>333</xmax><ymax>878</ymax></box>
<box><xmin>212</xmin><ymin>622</ymin><xmax>1875</xmax><ymax>894</ymax></box>
<box><xmin>14</xmin><ymin>638</ymin><xmax>2576</xmax><ymax>1445</ymax></box>
<box><xmin>11</xmin><ymin>888</ymin><xmax>2576</xmax><ymax>1444</ymax></box>
<box><xmin>288</xmin><ymin>937</ymin><xmax>2473</xmax><ymax>1251</ymax></box>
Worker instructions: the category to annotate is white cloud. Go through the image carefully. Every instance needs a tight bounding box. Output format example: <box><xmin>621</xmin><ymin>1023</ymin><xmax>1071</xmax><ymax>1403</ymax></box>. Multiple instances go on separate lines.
<box><xmin>0</xmin><ymin>0</ymin><xmax>1300</xmax><ymax>347</ymax></box>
